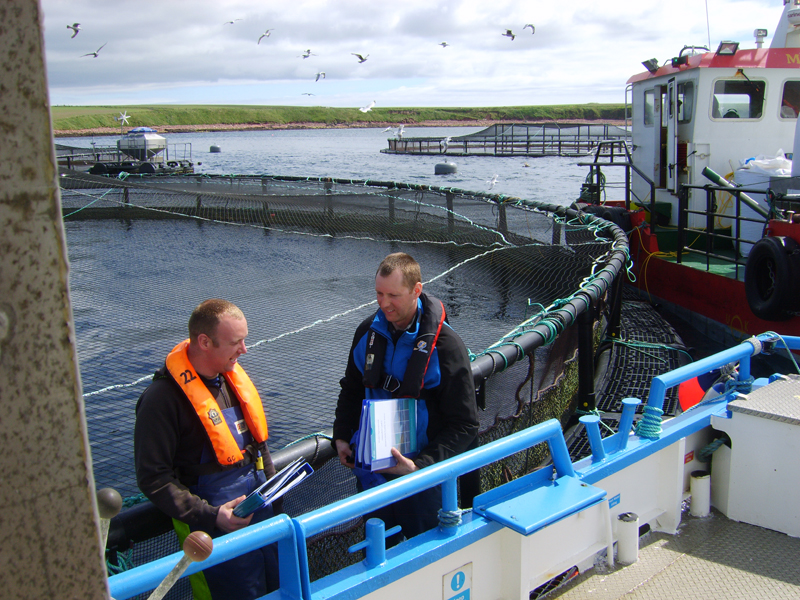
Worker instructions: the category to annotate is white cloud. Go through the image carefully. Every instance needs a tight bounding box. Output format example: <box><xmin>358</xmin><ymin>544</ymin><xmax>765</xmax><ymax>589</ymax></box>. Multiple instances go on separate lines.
<box><xmin>41</xmin><ymin>0</ymin><xmax>782</xmax><ymax>107</ymax></box>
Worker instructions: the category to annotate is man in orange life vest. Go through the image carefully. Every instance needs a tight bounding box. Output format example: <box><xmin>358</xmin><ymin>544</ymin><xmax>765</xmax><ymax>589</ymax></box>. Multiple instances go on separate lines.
<box><xmin>134</xmin><ymin>299</ymin><xmax>278</xmax><ymax>600</ymax></box>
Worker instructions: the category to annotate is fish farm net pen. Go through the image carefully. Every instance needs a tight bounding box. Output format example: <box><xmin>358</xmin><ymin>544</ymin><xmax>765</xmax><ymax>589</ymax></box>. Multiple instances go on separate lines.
<box><xmin>59</xmin><ymin>170</ymin><xmax>630</xmax><ymax>591</ymax></box>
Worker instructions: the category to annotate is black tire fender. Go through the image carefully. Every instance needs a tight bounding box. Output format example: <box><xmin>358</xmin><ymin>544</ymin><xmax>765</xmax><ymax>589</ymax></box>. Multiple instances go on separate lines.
<box><xmin>744</xmin><ymin>236</ymin><xmax>800</xmax><ymax>321</ymax></box>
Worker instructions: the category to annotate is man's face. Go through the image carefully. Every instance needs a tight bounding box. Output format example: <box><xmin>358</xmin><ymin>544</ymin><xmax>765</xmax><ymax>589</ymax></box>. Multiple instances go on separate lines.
<box><xmin>375</xmin><ymin>269</ymin><xmax>421</xmax><ymax>330</ymax></box>
<box><xmin>207</xmin><ymin>315</ymin><xmax>248</xmax><ymax>373</ymax></box>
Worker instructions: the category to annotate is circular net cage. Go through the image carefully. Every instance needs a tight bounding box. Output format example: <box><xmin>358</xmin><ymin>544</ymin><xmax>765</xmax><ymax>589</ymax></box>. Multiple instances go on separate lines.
<box><xmin>59</xmin><ymin>170</ymin><xmax>627</xmax><ymax>590</ymax></box>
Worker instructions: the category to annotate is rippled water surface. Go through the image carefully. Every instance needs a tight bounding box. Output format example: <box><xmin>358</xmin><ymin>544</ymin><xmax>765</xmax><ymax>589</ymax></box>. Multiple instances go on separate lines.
<box><xmin>61</xmin><ymin>126</ymin><xmax>590</xmax><ymax>205</ymax></box>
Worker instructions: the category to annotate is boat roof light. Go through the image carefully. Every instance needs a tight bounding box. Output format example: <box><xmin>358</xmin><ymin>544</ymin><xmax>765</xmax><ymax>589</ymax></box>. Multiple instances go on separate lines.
<box><xmin>642</xmin><ymin>58</ymin><xmax>659</xmax><ymax>73</ymax></box>
<box><xmin>754</xmin><ymin>28</ymin><xmax>768</xmax><ymax>49</ymax></box>
<box><xmin>716</xmin><ymin>41</ymin><xmax>739</xmax><ymax>56</ymax></box>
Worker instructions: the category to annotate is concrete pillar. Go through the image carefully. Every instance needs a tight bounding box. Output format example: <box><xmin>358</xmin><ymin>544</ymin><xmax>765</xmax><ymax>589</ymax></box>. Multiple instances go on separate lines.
<box><xmin>0</xmin><ymin>2</ymin><xmax>109</xmax><ymax>598</ymax></box>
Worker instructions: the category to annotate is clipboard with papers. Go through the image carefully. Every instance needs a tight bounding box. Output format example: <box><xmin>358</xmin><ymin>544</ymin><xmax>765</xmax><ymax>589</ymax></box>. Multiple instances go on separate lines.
<box><xmin>233</xmin><ymin>457</ymin><xmax>313</xmax><ymax>518</ymax></box>
<box><xmin>354</xmin><ymin>398</ymin><xmax>418</xmax><ymax>471</ymax></box>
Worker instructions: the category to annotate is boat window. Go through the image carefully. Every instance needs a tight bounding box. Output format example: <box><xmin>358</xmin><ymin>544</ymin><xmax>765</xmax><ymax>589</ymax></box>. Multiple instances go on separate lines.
<box><xmin>644</xmin><ymin>89</ymin><xmax>655</xmax><ymax>126</ymax></box>
<box><xmin>780</xmin><ymin>80</ymin><xmax>800</xmax><ymax>119</ymax></box>
<box><xmin>711</xmin><ymin>79</ymin><xmax>765</xmax><ymax>119</ymax></box>
<box><xmin>677</xmin><ymin>81</ymin><xmax>694</xmax><ymax>123</ymax></box>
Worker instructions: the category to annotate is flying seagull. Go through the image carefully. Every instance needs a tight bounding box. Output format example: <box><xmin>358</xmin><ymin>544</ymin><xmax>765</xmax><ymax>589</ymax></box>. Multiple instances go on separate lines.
<box><xmin>299</xmin><ymin>49</ymin><xmax>317</xmax><ymax>58</ymax></box>
<box><xmin>116</xmin><ymin>111</ymin><xmax>130</xmax><ymax>126</ymax></box>
<box><xmin>66</xmin><ymin>23</ymin><xmax>81</xmax><ymax>38</ymax></box>
<box><xmin>302</xmin><ymin>92</ymin><xmax>315</xmax><ymax>96</ymax></box>
<box><xmin>359</xmin><ymin>100</ymin><xmax>376</xmax><ymax>113</ymax></box>
<box><xmin>223</xmin><ymin>19</ymin><xmax>242</xmax><ymax>25</ymax></box>
<box><xmin>384</xmin><ymin>125</ymin><xmax>405</xmax><ymax>137</ymax></box>
<box><xmin>439</xmin><ymin>42</ymin><xmax>449</xmax><ymax>48</ymax></box>
<box><xmin>315</xmin><ymin>72</ymin><xmax>326</xmax><ymax>81</ymax></box>
<box><xmin>257</xmin><ymin>29</ymin><xmax>274</xmax><ymax>44</ymax></box>
<box><xmin>487</xmin><ymin>174</ymin><xmax>499</xmax><ymax>189</ymax></box>
<box><xmin>352</xmin><ymin>53</ymin><xmax>369</xmax><ymax>63</ymax></box>
<box><xmin>382</xmin><ymin>126</ymin><xmax>394</xmax><ymax>132</ymax></box>
<box><xmin>523</xmin><ymin>24</ymin><xmax>535</xmax><ymax>34</ymax></box>
<box><xmin>502</xmin><ymin>29</ymin><xmax>515</xmax><ymax>41</ymax></box>
<box><xmin>440</xmin><ymin>136</ymin><xmax>452</xmax><ymax>152</ymax></box>
<box><xmin>81</xmin><ymin>42</ymin><xmax>107</xmax><ymax>58</ymax></box>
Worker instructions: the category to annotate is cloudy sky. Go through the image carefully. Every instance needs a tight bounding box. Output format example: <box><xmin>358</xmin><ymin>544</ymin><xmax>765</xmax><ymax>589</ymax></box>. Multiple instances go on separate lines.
<box><xmin>41</xmin><ymin>0</ymin><xmax>782</xmax><ymax>108</ymax></box>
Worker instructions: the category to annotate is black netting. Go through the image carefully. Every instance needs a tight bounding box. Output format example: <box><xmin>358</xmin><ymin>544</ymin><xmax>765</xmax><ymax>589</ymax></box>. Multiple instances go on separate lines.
<box><xmin>60</xmin><ymin>171</ymin><xmax>626</xmax><ymax>590</ymax></box>
<box><xmin>596</xmin><ymin>300</ymin><xmax>685</xmax><ymax>416</ymax></box>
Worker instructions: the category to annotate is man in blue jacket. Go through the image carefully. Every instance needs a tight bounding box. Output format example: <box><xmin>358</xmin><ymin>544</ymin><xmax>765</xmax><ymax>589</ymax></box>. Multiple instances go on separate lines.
<box><xmin>333</xmin><ymin>252</ymin><xmax>479</xmax><ymax>541</ymax></box>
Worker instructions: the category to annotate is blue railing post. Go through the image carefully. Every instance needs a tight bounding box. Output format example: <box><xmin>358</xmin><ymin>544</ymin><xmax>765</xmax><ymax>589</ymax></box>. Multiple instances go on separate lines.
<box><xmin>579</xmin><ymin>415</ymin><xmax>607</xmax><ymax>462</ymax></box>
<box><xmin>615</xmin><ymin>398</ymin><xmax>641</xmax><ymax>452</ymax></box>
<box><xmin>348</xmin><ymin>519</ymin><xmax>402</xmax><ymax>568</ymax></box>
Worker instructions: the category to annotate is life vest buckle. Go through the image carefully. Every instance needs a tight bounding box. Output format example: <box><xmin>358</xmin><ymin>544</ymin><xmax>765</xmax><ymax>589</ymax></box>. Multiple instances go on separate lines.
<box><xmin>382</xmin><ymin>375</ymin><xmax>401</xmax><ymax>393</ymax></box>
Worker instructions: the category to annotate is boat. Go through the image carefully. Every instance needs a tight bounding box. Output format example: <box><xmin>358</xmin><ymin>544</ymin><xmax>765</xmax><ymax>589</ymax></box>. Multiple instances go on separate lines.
<box><xmin>106</xmin><ymin>332</ymin><xmax>800</xmax><ymax>599</ymax></box>
<box><xmin>573</xmin><ymin>1</ymin><xmax>800</xmax><ymax>346</ymax></box>
<box><xmin>8</xmin><ymin>3</ymin><xmax>799</xmax><ymax>598</ymax></box>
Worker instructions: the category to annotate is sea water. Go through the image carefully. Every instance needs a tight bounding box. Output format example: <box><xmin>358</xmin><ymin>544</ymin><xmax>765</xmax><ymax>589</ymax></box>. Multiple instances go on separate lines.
<box><xmin>60</xmin><ymin>126</ymin><xmax>590</xmax><ymax>205</ymax></box>
<box><xmin>58</xmin><ymin>127</ymin><xmax>595</xmax><ymax>495</ymax></box>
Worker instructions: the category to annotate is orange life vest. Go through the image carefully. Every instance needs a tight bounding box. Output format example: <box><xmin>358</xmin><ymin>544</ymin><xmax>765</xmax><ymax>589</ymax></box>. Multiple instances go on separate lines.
<box><xmin>165</xmin><ymin>340</ymin><xmax>269</xmax><ymax>466</ymax></box>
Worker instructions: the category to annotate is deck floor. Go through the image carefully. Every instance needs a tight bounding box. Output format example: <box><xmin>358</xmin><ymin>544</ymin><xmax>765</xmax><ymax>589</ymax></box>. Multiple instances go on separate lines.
<box><xmin>551</xmin><ymin>507</ymin><xmax>800</xmax><ymax>599</ymax></box>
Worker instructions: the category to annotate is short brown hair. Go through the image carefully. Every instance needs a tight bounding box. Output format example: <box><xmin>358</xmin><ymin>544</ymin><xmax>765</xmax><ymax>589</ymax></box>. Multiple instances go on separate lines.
<box><xmin>376</xmin><ymin>252</ymin><xmax>421</xmax><ymax>290</ymax></box>
<box><xmin>188</xmin><ymin>299</ymin><xmax>244</xmax><ymax>343</ymax></box>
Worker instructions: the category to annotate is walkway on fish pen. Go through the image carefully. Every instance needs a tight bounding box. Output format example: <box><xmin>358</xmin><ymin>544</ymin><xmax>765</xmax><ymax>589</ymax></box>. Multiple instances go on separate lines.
<box><xmin>381</xmin><ymin>122</ymin><xmax>631</xmax><ymax>157</ymax></box>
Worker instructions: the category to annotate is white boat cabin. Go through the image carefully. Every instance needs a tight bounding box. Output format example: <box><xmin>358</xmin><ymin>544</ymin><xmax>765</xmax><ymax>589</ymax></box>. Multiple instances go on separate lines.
<box><xmin>628</xmin><ymin>0</ymin><xmax>800</xmax><ymax>226</ymax></box>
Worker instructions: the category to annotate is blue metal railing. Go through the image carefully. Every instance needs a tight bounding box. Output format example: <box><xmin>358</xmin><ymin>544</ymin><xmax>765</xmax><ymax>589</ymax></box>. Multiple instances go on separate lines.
<box><xmin>108</xmin><ymin>332</ymin><xmax>799</xmax><ymax>600</ymax></box>
<box><xmin>108</xmin><ymin>418</ymin><xmax>573</xmax><ymax>599</ymax></box>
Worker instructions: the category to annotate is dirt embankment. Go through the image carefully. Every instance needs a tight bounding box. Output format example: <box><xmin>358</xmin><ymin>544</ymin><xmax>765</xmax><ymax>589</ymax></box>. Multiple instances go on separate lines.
<box><xmin>53</xmin><ymin>118</ymin><xmax>626</xmax><ymax>138</ymax></box>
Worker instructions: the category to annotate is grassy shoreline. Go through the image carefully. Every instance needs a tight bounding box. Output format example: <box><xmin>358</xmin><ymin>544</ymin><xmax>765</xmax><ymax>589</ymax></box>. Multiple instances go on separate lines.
<box><xmin>51</xmin><ymin>104</ymin><xmax>626</xmax><ymax>137</ymax></box>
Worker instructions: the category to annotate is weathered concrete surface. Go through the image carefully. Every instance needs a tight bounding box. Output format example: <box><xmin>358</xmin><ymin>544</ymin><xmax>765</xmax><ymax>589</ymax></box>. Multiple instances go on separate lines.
<box><xmin>0</xmin><ymin>2</ymin><xmax>109</xmax><ymax>598</ymax></box>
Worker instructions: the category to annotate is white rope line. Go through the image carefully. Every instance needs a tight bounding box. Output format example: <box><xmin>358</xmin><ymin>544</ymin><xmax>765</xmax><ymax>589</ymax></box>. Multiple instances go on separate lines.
<box><xmin>83</xmin><ymin>374</ymin><xmax>154</xmax><ymax>398</ymax></box>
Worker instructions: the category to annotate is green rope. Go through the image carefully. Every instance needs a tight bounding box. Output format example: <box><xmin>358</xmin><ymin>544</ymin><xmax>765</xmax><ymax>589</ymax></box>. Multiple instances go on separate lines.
<box><xmin>574</xmin><ymin>408</ymin><xmax>616</xmax><ymax>435</ymax></box>
<box><xmin>122</xmin><ymin>492</ymin><xmax>148</xmax><ymax>508</ymax></box>
<box><xmin>106</xmin><ymin>547</ymin><xmax>135</xmax><ymax>575</ymax></box>
<box><xmin>607</xmin><ymin>337</ymin><xmax>694</xmax><ymax>363</ymax></box>
<box><xmin>635</xmin><ymin>404</ymin><xmax>663</xmax><ymax>439</ymax></box>
<box><xmin>437</xmin><ymin>508</ymin><xmax>463</xmax><ymax>528</ymax></box>
<box><xmin>764</xmin><ymin>331</ymin><xmax>800</xmax><ymax>374</ymax></box>
<box><xmin>698</xmin><ymin>437</ymin><xmax>728</xmax><ymax>462</ymax></box>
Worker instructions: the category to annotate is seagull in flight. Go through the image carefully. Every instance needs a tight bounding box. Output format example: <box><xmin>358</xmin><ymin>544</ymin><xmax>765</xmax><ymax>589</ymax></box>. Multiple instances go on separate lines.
<box><xmin>223</xmin><ymin>19</ymin><xmax>242</xmax><ymax>25</ymax></box>
<box><xmin>524</xmin><ymin>24</ymin><xmax>535</xmax><ymax>34</ymax></box>
<box><xmin>359</xmin><ymin>100</ymin><xmax>376</xmax><ymax>113</ymax></box>
<box><xmin>66</xmin><ymin>23</ymin><xmax>81</xmax><ymax>38</ymax></box>
<box><xmin>384</xmin><ymin>125</ymin><xmax>405</xmax><ymax>137</ymax></box>
<box><xmin>487</xmin><ymin>174</ymin><xmax>499</xmax><ymax>189</ymax></box>
<box><xmin>302</xmin><ymin>92</ymin><xmax>315</xmax><ymax>96</ymax></box>
<box><xmin>258</xmin><ymin>29</ymin><xmax>274</xmax><ymax>44</ymax></box>
<box><xmin>439</xmin><ymin>42</ymin><xmax>449</xmax><ymax>48</ymax></box>
<box><xmin>315</xmin><ymin>72</ymin><xmax>326</xmax><ymax>81</ymax></box>
<box><xmin>352</xmin><ymin>53</ymin><xmax>369</xmax><ymax>63</ymax></box>
<box><xmin>299</xmin><ymin>49</ymin><xmax>317</xmax><ymax>58</ymax></box>
<box><xmin>440</xmin><ymin>136</ymin><xmax>452</xmax><ymax>152</ymax></box>
<box><xmin>116</xmin><ymin>111</ymin><xmax>130</xmax><ymax>126</ymax></box>
<box><xmin>81</xmin><ymin>42</ymin><xmax>107</xmax><ymax>58</ymax></box>
<box><xmin>502</xmin><ymin>29</ymin><xmax>515</xmax><ymax>41</ymax></box>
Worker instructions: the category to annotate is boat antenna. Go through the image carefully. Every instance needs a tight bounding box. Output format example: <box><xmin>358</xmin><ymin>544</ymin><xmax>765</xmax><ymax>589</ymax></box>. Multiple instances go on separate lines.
<box><xmin>705</xmin><ymin>0</ymin><xmax>711</xmax><ymax>50</ymax></box>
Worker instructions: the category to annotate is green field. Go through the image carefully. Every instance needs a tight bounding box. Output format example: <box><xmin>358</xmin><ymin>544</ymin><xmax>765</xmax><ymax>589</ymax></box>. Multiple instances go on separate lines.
<box><xmin>50</xmin><ymin>104</ymin><xmax>626</xmax><ymax>131</ymax></box>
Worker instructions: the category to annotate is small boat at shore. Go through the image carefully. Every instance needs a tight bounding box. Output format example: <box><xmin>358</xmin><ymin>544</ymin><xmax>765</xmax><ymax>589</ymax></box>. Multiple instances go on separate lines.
<box><xmin>573</xmin><ymin>1</ymin><xmax>800</xmax><ymax>346</ymax></box>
